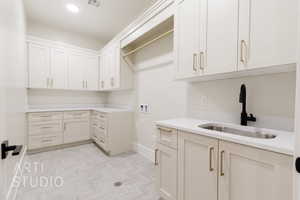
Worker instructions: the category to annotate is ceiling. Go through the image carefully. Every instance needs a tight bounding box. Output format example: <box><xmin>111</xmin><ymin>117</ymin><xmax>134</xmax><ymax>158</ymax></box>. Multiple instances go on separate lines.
<box><xmin>24</xmin><ymin>0</ymin><xmax>156</xmax><ymax>43</ymax></box>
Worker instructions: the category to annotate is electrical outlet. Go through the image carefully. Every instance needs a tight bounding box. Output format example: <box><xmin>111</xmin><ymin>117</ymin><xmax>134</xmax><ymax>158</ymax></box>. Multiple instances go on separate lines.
<box><xmin>139</xmin><ymin>104</ymin><xmax>150</xmax><ymax>113</ymax></box>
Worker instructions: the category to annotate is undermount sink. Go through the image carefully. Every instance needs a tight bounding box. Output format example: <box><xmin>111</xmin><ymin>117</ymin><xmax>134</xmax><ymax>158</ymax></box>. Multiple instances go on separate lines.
<box><xmin>199</xmin><ymin>123</ymin><xmax>277</xmax><ymax>139</ymax></box>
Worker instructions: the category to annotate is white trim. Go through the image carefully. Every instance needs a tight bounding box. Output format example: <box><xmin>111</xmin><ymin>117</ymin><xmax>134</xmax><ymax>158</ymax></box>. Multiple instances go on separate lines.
<box><xmin>27</xmin><ymin>35</ymin><xmax>99</xmax><ymax>55</ymax></box>
<box><xmin>133</xmin><ymin>143</ymin><xmax>155</xmax><ymax>163</ymax></box>
<box><xmin>6</xmin><ymin>146</ymin><xmax>27</xmax><ymax>200</ymax></box>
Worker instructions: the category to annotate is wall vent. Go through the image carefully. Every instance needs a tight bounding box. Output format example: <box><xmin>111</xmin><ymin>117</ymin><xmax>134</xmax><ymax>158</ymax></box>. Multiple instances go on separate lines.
<box><xmin>88</xmin><ymin>0</ymin><xmax>101</xmax><ymax>7</ymax></box>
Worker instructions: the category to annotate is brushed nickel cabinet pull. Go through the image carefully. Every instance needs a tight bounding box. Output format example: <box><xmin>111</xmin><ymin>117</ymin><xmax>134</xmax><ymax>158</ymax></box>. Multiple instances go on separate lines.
<box><xmin>158</xmin><ymin>127</ymin><xmax>172</xmax><ymax>133</ymax></box>
<box><xmin>155</xmin><ymin>149</ymin><xmax>159</xmax><ymax>166</ymax></box>
<box><xmin>240</xmin><ymin>40</ymin><xmax>248</xmax><ymax>64</ymax></box>
<box><xmin>82</xmin><ymin>80</ymin><xmax>85</xmax><ymax>89</ymax></box>
<box><xmin>199</xmin><ymin>52</ymin><xmax>205</xmax><ymax>70</ymax></box>
<box><xmin>220</xmin><ymin>150</ymin><xmax>225</xmax><ymax>176</ymax></box>
<box><xmin>51</xmin><ymin>78</ymin><xmax>54</xmax><ymax>88</ymax></box>
<box><xmin>209</xmin><ymin>147</ymin><xmax>214</xmax><ymax>172</ymax></box>
<box><xmin>193</xmin><ymin>53</ymin><xmax>197</xmax><ymax>72</ymax></box>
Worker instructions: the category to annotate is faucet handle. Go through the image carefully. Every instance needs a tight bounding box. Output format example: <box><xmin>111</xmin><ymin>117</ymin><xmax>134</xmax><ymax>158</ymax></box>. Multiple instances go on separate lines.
<box><xmin>248</xmin><ymin>114</ymin><xmax>257</xmax><ymax>122</ymax></box>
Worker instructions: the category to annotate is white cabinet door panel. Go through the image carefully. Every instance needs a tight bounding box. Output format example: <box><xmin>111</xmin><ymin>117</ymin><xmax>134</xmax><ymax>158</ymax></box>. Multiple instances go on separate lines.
<box><xmin>156</xmin><ymin>144</ymin><xmax>177</xmax><ymax>200</ymax></box>
<box><xmin>178</xmin><ymin>132</ymin><xmax>218</xmax><ymax>200</ymax></box>
<box><xmin>28</xmin><ymin>43</ymin><xmax>50</xmax><ymax>89</ymax></box>
<box><xmin>175</xmin><ymin>0</ymin><xmax>201</xmax><ymax>78</ymax></box>
<box><xmin>51</xmin><ymin>48</ymin><xmax>68</xmax><ymax>89</ymax></box>
<box><xmin>205</xmin><ymin>0</ymin><xmax>238</xmax><ymax>74</ymax></box>
<box><xmin>238</xmin><ymin>0</ymin><xmax>297</xmax><ymax>70</ymax></box>
<box><xmin>85</xmin><ymin>56</ymin><xmax>99</xmax><ymax>91</ymax></box>
<box><xmin>68</xmin><ymin>53</ymin><xmax>84</xmax><ymax>90</ymax></box>
<box><xmin>63</xmin><ymin>120</ymin><xmax>90</xmax><ymax>144</ymax></box>
<box><xmin>219</xmin><ymin>141</ymin><xmax>293</xmax><ymax>200</ymax></box>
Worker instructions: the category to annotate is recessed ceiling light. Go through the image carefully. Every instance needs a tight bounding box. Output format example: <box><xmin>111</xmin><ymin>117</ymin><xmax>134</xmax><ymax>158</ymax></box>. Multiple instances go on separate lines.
<box><xmin>66</xmin><ymin>4</ymin><xmax>79</xmax><ymax>13</ymax></box>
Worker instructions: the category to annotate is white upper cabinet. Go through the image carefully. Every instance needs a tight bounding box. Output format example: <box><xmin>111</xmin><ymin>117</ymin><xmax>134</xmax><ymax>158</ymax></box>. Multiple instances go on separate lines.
<box><xmin>205</xmin><ymin>0</ymin><xmax>238</xmax><ymax>75</ymax></box>
<box><xmin>68</xmin><ymin>53</ymin><xmax>85</xmax><ymax>90</ymax></box>
<box><xmin>28</xmin><ymin>43</ymin><xmax>50</xmax><ymax>89</ymax></box>
<box><xmin>238</xmin><ymin>0</ymin><xmax>297</xmax><ymax>70</ymax></box>
<box><xmin>99</xmin><ymin>42</ymin><xmax>131</xmax><ymax>91</ymax></box>
<box><xmin>175</xmin><ymin>0</ymin><xmax>297</xmax><ymax>80</ymax></box>
<box><xmin>27</xmin><ymin>37</ymin><xmax>100</xmax><ymax>91</ymax></box>
<box><xmin>175</xmin><ymin>0</ymin><xmax>201</xmax><ymax>78</ymax></box>
<box><xmin>85</xmin><ymin>56</ymin><xmax>99</xmax><ymax>91</ymax></box>
<box><xmin>50</xmin><ymin>48</ymin><xmax>68</xmax><ymax>89</ymax></box>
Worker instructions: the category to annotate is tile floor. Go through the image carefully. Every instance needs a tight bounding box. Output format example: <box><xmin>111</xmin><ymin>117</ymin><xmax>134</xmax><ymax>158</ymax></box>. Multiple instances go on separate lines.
<box><xmin>16</xmin><ymin>144</ymin><xmax>159</xmax><ymax>200</ymax></box>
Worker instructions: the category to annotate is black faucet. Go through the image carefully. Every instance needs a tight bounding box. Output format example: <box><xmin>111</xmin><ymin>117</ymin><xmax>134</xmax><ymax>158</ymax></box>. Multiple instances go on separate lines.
<box><xmin>239</xmin><ymin>84</ymin><xmax>256</xmax><ymax>126</ymax></box>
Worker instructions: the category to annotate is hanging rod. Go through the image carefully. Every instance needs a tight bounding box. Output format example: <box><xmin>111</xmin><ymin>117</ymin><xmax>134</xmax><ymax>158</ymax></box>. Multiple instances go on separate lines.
<box><xmin>123</xmin><ymin>29</ymin><xmax>174</xmax><ymax>57</ymax></box>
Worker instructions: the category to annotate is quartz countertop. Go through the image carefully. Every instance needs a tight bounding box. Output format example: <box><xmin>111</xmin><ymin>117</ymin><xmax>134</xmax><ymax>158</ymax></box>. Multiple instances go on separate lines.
<box><xmin>26</xmin><ymin>106</ymin><xmax>132</xmax><ymax>113</ymax></box>
<box><xmin>156</xmin><ymin>118</ymin><xmax>294</xmax><ymax>156</ymax></box>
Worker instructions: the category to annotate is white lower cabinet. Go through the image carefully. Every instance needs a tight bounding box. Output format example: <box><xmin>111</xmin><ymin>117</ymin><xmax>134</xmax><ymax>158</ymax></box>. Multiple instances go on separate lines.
<box><xmin>156</xmin><ymin>129</ymin><xmax>293</xmax><ymax>200</ymax></box>
<box><xmin>218</xmin><ymin>140</ymin><xmax>293</xmax><ymax>200</ymax></box>
<box><xmin>178</xmin><ymin>132</ymin><xmax>218</xmax><ymax>200</ymax></box>
<box><xmin>63</xmin><ymin>120</ymin><xmax>90</xmax><ymax>144</ymax></box>
<box><xmin>91</xmin><ymin>110</ymin><xmax>133</xmax><ymax>155</ymax></box>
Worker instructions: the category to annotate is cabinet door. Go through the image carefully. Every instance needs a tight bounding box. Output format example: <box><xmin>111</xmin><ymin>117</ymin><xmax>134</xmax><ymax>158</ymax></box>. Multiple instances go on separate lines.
<box><xmin>85</xmin><ymin>56</ymin><xmax>99</xmax><ymax>91</ymax></box>
<box><xmin>178</xmin><ymin>131</ymin><xmax>218</xmax><ymax>200</ymax></box>
<box><xmin>205</xmin><ymin>0</ymin><xmax>238</xmax><ymax>75</ymax></box>
<box><xmin>218</xmin><ymin>141</ymin><xmax>293</xmax><ymax>200</ymax></box>
<box><xmin>156</xmin><ymin>144</ymin><xmax>177</xmax><ymax>200</ymax></box>
<box><xmin>238</xmin><ymin>0</ymin><xmax>297</xmax><ymax>70</ymax></box>
<box><xmin>28</xmin><ymin>43</ymin><xmax>50</xmax><ymax>89</ymax></box>
<box><xmin>110</xmin><ymin>45</ymin><xmax>121</xmax><ymax>89</ymax></box>
<box><xmin>175</xmin><ymin>0</ymin><xmax>201</xmax><ymax>78</ymax></box>
<box><xmin>50</xmin><ymin>48</ymin><xmax>68</xmax><ymax>89</ymax></box>
<box><xmin>63</xmin><ymin>120</ymin><xmax>90</xmax><ymax>144</ymax></box>
<box><xmin>68</xmin><ymin>53</ymin><xmax>84</xmax><ymax>90</ymax></box>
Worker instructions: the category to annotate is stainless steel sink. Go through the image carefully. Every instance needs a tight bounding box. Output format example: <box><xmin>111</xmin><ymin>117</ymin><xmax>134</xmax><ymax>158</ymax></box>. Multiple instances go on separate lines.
<box><xmin>199</xmin><ymin>124</ymin><xmax>276</xmax><ymax>139</ymax></box>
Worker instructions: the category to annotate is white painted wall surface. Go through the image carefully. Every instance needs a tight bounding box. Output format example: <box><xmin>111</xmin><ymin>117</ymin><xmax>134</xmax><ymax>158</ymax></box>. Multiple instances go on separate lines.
<box><xmin>0</xmin><ymin>0</ymin><xmax>27</xmax><ymax>199</ymax></box>
<box><xmin>27</xmin><ymin>20</ymin><xmax>104</xmax><ymax>50</ymax></box>
<box><xmin>27</xmin><ymin>89</ymin><xmax>107</xmax><ymax>106</ymax></box>
<box><xmin>108</xmin><ymin>34</ymin><xmax>296</xmax><ymax>153</ymax></box>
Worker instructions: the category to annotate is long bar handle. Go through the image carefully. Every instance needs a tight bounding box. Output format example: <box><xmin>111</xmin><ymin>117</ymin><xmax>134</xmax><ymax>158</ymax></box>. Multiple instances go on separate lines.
<box><xmin>155</xmin><ymin>149</ymin><xmax>159</xmax><ymax>166</ymax></box>
<box><xmin>158</xmin><ymin>127</ymin><xmax>172</xmax><ymax>133</ymax></box>
<box><xmin>240</xmin><ymin>40</ymin><xmax>248</xmax><ymax>64</ymax></box>
<box><xmin>209</xmin><ymin>147</ymin><xmax>214</xmax><ymax>172</ymax></box>
<box><xmin>193</xmin><ymin>53</ymin><xmax>198</xmax><ymax>72</ymax></box>
<box><xmin>220</xmin><ymin>150</ymin><xmax>225</xmax><ymax>176</ymax></box>
<box><xmin>199</xmin><ymin>52</ymin><xmax>205</xmax><ymax>70</ymax></box>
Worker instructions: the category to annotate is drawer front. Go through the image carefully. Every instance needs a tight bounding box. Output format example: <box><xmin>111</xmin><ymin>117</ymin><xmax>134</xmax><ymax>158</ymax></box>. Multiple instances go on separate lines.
<box><xmin>28</xmin><ymin>121</ymin><xmax>62</xmax><ymax>136</ymax></box>
<box><xmin>91</xmin><ymin>111</ymin><xmax>107</xmax><ymax>121</ymax></box>
<box><xmin>94</xmin><ymin>136</ymin><xmax>107</xmax><ymax>151</ymax></box>
<box><xmin>28</xmin><ymin>134</ymin><xmax>63</xmax><ymax>149</ymax></box>
<box><xmin>28</xmin><ymin>112</ymin><xmax>63</xmax><ymax>122</ymax></box>
<box><xmin>91</xmin><ymin>119</ymin><xmax>107</xmax><ymax>131</ymax></box>
<box><xmin>64</xmin><ymin>111</ymin><xmax>90</xmax><ymax>120</ymax></box>
<box><xmin>157</xmin><ymin>126</ymin><xmax>178</xmax><ymax>149</ymax></box>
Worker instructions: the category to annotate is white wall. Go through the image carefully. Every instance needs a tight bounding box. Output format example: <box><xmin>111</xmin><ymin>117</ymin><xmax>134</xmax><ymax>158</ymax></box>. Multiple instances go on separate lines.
<box><xmin>0</xmin><ymin>0</ymin><xmax>27</xmax><ymax>199</ymax></box>
<box><xmin>27</xmin><ymin>89</ymin><xmax>107</xmax><ymax>107</ymax></box>
<box><xmin>27</xmin><ymin>20</ymin><xmax>104</xmax><ymax>50</ymax></box>
<box><xmin>107</xmin><ymin>34</ymin><xmax>296</xmax><ymax>152</ymax></box>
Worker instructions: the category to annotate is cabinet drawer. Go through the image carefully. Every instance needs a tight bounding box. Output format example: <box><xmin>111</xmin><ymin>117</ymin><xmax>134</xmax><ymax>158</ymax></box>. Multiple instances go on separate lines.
<box><xmin>28</xmin><ymin>112</ymin><xmax>63</xmax><ymax>122</ymax></box>
<box><xmin>28</xmin><ymin>134</ymin><xmax>63</xmax><ymax>149</ymax></box>
<box><xmin>91</xmin><ymin>119</ymin><xmax>107</xmax><ymax>130</ymax></box>
<box><xmin>94</xmin><ymin>136</ymin><xmax>107</xmax><ymax>150</ymax></box>
<box><xmin>157</xmin><ymin>126</ymin><xmax>178</xmax><ymax>149</ymax></box>
<box><xmin>28</xmin><ymin>121</ymin><xmax>62</xmax><ymax>136</ymax></box>
<box><xmin>64</xmin><ymin>111</ymin><xmax>90</xmax><ymax>120</ymax></box>
<box><xmin>91</xmin><ymin>111</ymin><xmax>107</xmax><ymax>121</ymax></box>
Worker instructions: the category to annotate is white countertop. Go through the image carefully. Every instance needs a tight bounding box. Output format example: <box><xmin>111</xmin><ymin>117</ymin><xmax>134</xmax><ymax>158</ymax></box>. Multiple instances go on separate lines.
<box><xmin>26</xmin><ymin>106</ymin><xmax>132</xmax><ymax>113</ymax></box>
<box><xmin>156</xmin><ymin>118</ymin><xmax>295</xmax><ymax>156</ymax></box>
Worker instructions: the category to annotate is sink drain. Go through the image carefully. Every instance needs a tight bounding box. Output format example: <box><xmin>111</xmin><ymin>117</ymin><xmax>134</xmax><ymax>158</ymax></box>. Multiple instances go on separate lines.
<box><xmin>114</xmin><ymin>181</ymin><xmax>122</xmax><ymax>187</ymax></box>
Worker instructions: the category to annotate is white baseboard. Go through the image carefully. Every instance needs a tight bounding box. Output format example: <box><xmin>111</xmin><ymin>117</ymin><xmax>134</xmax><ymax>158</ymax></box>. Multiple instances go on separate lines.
<box><xmin>133</xmin><ymin>143</ymin><xmax>154</xmax><ymax>163</ymax></box>
<box><xmin>6</xmin><ymin>146</ymin><xmax>27</xmax><ymax>200</ymax></box>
